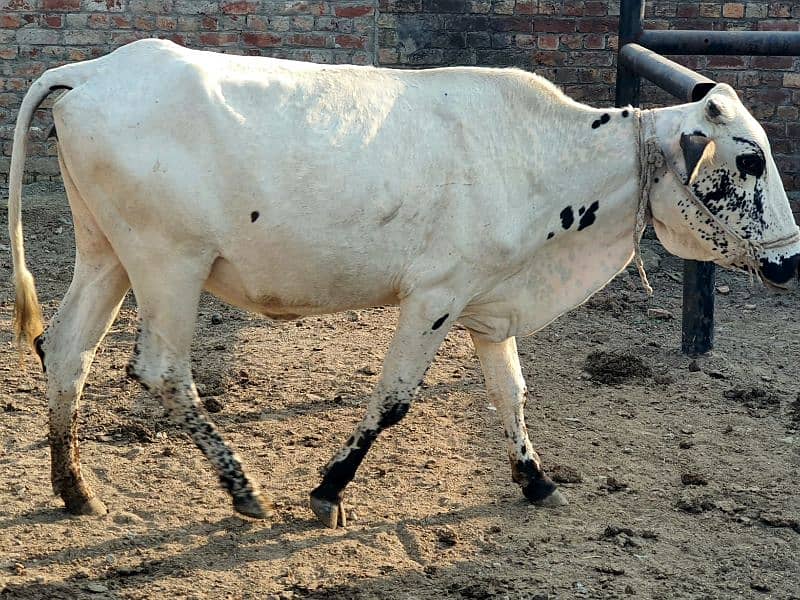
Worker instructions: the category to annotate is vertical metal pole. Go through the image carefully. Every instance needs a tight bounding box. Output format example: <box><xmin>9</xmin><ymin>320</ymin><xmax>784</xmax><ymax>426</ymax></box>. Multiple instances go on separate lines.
<box><xmin>615</xmin><ymin>0</ymin><xmax>715</xmax><ymax>355</ymax></box>
<box><xmin>615</xmin><ymin>0</ymin><xmax>644</xmax><ymax>108</ymax></box>
<box><xmin>681</xmin><ymin>261</ymin><xmax>715</xmax><ymax>355</ymax></box>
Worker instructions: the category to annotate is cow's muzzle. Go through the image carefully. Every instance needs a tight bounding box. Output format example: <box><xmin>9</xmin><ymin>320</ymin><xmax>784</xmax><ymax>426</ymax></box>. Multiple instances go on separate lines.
<box><xmin>760</xmin><ymin>253</ymin><xmax>800</xmax><ymax>287</ymax></box>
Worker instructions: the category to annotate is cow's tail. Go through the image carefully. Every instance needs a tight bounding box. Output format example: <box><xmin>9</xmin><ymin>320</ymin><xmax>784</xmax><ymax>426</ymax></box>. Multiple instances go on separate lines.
<box><xmin>8</xmin><ymin>60</ymin><xmax>98</xmax><ymax>360</ymax></box>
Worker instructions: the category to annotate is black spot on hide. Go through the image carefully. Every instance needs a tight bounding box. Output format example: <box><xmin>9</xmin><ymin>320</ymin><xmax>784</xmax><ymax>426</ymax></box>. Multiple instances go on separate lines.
<box><xmin>621</xmin><ymin>110</ymin><xmax>629</xmax><ymax>118</ymax></box>
<box><xmin>560</xmin><ymin>206</ymin><xmax>574</xmax><ymax>230</ymax></box>
<box><xmin>432</xmin><ymin>314</ymin><xmax>449</xmax><ymax>330</ymax></box>
<box><xmin>577</xmin><ymin>201</ymin><xmax>599</xmax><ymax>231</ymax></box>
<box><xmin>547</xmin><ymin>232</ymin><xmax>555</xmax><ymax>239</ymax></box>
<box><xmin>591</xmin><ymin>113</ymin><xmax>610</xmax><ymax>129</ymax></box>
<box><xmin>250</xmin><ymin>211</ymin><xmax>260</xmax><ymax>222</ymax></box>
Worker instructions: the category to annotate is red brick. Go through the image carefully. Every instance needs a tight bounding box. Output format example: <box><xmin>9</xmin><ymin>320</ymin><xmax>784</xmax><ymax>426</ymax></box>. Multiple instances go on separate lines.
<box><xmin>334</xmin><ymin>4</ymin><xmax>374</xmax><ymax>17</ymax></box>
<box><xmin>675</xmin><ymin>3</ymin><xmax>698</xmax><ymax>18</ymax></box>
<box><xmin>88</xmin><ymin>14</ymin><xmax>109</xmax><ymax>28</ymax></box>
<box><xmin>42</xmin><ymin>14</ymin><xmax>64</xmax><ymax>28</ymax></box>
<box><xmin>201</xmin><ymin>16</ymin><xmax>218</xmax><ymax>29</ymax></box>
<box><xmin>752</xmin><ymin>56</ymin><xmax>793</xmax><ymax>70</ymax></box>
<box><xmin>562</xmin><ymin>0</ymin><xmax>583</xmax><ymax>17</ymax></box>
<box><xmin>242</xmin><ymin>32</ymin><xmax>282</xmax><ymax>47</ymax></box>
<box><xmin>531</xmin><ymin>50</ymin><xmax>564</xmax><ymax>66</ymax></box>
<box><xmin>768</xmin><ymin>2</ymin><xmax>791</xmax><ymax>18</ymax></box>
<box><xmin>287</xmin><ymin>33</ymin><xmax>329</xmax><ymax>47</ymax></box>
<box><xmin>156</xmin><ymin>16</ymin><xmax>177</xmax><ymax>30</ymax></box>
<box><xmin>698</xmin><ymin>3</ymin><xmax>721</xmax><ymax>17</ymax></box>
<box><xmin>41</xmin><ymin>0</ymin><xmax>81</xmax><ymax>10</ymax></box>
<box><xmin>0</xmin><ymin>15</ymin><xmax>23</xmax><ymax>28</ymax></box>
<box><xmin>282</xmin><ymin>1</ymin><xmax>326</xmax><ymax>16</ymax></box>
<box><xmin>198</xmin><ymin>32</ymin><xmax>240</xmax><ymax>45</ymax></box>
<box><xmin>335</xmin><ymin>34</ymin><xmax>366</xmax><ymax>49</ymax></box>
<box><xmin>111</xmin><ymin>15</ymin><xmax>131</xmax><ymax>28</ymax></box>
<box><xmin>707</xmin><ymin>56</ymin><xmax>747</xmax><ymax>68</ymax></box>
<box><xmin>576</xmin><ymin>17</ymin><xmax>617</xmax><ymax>33</ymax></box>
<box><xmin>537</xmin><ymin>33</ymin><xmax>559</xmax><ymax>50</ymax></box>
<box><xmin>584</xmin><ymin>1</ymin><xmax>607</xmax><ymax>16</ymax></box>
<box><xmin>514</xmin><ymin>1</ymin><xmax>536</xmax><ymax>15</ymax></box>
<box><xmin>134</xmin><ymin>16</ymin><xmax>156</xmax><ymax>30</ymax></box>
<box><xmin>722</xmin><ymin>3</ymin><xmax>744</xmax><ymax>18</ymax></box>
<box><xmin>533</xmin><ymin>18</ymin><xmax>576</xmax><ymax>33</ymax></box>
<box><xmin>757</xmin><ymin>20</ymin><xmax>799</xmax><ymax>31</ymax></box>
<box><xmin>221</xmin><ymin>1</ymin><xmax>259</xmax><ymax>14</ymax></box>
<box><xmin>560</xmin><ymin>33</ymin><xmax>583</xmax><ymax>49</ymax></box>
<box><xmin>584</xmin><ymin>33</ymin><xmax>605</xmax><ymax>49</ymax></box>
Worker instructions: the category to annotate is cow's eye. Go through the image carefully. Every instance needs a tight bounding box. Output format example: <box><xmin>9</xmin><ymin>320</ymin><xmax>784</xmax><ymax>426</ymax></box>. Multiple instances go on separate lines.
<box><xmin>736</xmin><ymin>153</ymin><xmax>765</xmax><ymax>179</ymax></box>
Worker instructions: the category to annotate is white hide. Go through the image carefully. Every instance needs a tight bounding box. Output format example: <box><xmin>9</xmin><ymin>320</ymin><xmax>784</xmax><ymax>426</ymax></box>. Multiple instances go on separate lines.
<box><xmin>44</xmin><ymin>39</ymin><xmax>646</xmax><ymax>344</ymax></box>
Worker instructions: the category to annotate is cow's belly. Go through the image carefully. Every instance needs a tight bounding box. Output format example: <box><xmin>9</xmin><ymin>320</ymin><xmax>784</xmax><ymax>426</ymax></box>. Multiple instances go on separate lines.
<box><xmin>204</xmin><ymin>255</ymin><xmax>401</xmax><ymax>319</ymax></box>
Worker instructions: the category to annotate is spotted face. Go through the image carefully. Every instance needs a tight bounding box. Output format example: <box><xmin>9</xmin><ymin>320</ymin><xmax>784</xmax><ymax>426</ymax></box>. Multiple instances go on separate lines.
<box><xmin>648</xmin><ymin>84</ymin><xmax>800</xmax><ymax>286</ymax></box>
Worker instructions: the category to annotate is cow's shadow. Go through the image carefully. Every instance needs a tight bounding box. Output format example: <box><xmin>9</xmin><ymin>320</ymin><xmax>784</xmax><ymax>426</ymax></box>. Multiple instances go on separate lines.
<box><xmin>0</xmin><ymin>499</ymin><xmax>547</xmax><ymax>598</ymax></box>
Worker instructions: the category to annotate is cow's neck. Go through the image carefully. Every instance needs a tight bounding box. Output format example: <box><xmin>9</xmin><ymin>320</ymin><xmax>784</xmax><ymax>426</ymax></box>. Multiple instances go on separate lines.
<box><xmin>467</xmin><ymin>107</ymin><xmax>649</xmax><ymax>340</ymax></box>
<box><xmin>531</xmin><ymin>104</ymin><xmax>642</xmax><ymax>263</ymax></box>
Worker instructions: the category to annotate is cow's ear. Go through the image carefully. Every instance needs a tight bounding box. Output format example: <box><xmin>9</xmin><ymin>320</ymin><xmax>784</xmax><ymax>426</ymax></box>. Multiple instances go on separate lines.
<box><xmin>704</xmin><ymin>95</ymin><xmax>733</xmax><ymax>124</ymax></box>
<box><xmin>680</xmin><ymin>133</ymin><xmax>714</xmax><ymax>183</ymax></box>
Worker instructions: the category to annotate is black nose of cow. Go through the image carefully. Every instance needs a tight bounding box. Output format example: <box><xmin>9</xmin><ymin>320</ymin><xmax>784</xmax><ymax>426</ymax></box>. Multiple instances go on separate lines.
<box><xmin>760</xmin><ymin>253</ymin><xmax>800</xmax><ymax>285</ymax></box>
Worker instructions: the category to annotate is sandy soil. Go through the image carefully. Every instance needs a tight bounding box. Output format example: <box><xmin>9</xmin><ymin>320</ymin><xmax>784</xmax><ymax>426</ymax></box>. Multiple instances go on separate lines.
<box><xmin>1</xmin><ymin>187</ymin><xmax>799</xmax><ymax>600</ymax></box>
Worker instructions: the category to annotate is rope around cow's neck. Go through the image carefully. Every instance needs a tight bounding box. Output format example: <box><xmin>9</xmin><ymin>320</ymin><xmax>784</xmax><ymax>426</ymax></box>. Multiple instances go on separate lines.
<box><xmin>632</xmin><ymin>107</ymin><xmax>800</xmax><ymax>292</ymax></box>
<box><xmin>633</xmin><ymin>109</ymin><xmax>659</xmax><ymax>296</ymax></box>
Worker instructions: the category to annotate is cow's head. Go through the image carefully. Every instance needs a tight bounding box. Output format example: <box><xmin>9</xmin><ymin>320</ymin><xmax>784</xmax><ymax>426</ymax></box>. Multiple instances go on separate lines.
<box><xmin>648</xmin><ymin>84</ymin><xmax>800</xmax><ymax>287</ymax></box>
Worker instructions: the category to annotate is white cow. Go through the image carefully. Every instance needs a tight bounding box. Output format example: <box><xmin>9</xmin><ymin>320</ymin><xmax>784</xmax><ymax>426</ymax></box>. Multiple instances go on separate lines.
<box><xmin>8</xmin><ymin>39</ymin><xmax>800</xmax><ymax>528</ymax></box>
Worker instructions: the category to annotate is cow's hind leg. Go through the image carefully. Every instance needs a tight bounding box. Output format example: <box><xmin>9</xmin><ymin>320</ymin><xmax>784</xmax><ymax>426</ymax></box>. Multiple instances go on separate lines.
<box><xmin>471</xmin><ymin>334</ymin><xmax>567</xmax><ymax>507</ymax></box>
<box><xmin>125</xmin><ymin>259</ymin><xmax>268</xmax><ymax>519</ymax></box>
<box><xmin>44</xmin><ymin>160</ymin><xmax>131</xmax><ymax>515</ymax></box>
<box><xmin>44</xmin><ymin>258</ymin><xmax>130</xmax><ymax>515</ymax></box>
<box><xmin>310</xmin><ymin>294</ymin><xmax>458</xmax><ymax>528</ymax></box>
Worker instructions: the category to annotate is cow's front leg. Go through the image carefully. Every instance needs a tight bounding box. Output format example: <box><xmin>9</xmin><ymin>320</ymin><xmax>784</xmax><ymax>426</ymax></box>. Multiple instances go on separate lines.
<box><xmin>471</xmin><ymin>334</ymin><xmax>567</xmax><ymax>507</ymax></box>
<box><xmin>125</xmin><ymin>257</ymin><xmax>268</xmax><ymax>519</ymax></box>
<box><xmin>310</xmin><ymin>295</ymin><xmax>458</xmax><ymax>528</ymax></box>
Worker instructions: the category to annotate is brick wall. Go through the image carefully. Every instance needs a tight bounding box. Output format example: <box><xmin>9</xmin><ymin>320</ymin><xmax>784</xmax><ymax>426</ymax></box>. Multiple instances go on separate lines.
<box><xmin>1</xmin><ymin>1</ymin><xmax>798</xmax><ymax>201</ymax></box>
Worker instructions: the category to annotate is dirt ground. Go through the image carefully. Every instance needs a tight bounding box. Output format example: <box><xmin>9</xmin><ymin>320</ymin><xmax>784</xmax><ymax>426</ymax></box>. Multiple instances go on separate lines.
<box><xmin>1</xmin><ymin>187</ymin><xmax>799</xmax><ymax>600</ymax></box>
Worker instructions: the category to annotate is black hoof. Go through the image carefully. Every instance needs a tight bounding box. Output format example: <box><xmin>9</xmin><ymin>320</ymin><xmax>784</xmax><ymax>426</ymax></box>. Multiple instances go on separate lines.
<box><xmin>522</xmin><ymin>477</ymin><xmax>565</xmax><ymax>506</ymax></box>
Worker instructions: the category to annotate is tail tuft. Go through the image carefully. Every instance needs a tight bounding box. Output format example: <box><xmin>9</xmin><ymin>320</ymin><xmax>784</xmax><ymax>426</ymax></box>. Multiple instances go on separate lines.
<box><xmin>13</xmin><ymin>267</ymin><xmax>44</xmax><ymax>358</ymax></box>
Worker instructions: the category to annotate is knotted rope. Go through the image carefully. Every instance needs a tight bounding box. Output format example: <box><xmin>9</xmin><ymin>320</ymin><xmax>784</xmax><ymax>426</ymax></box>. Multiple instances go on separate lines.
<box><xmin>632</xmin><ymin>108</ymin><xmax>661</xmax><ymax>296</ymax></box>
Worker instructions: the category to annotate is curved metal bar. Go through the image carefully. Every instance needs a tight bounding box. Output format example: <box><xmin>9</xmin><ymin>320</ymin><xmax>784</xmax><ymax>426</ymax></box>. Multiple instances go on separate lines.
<box><xmin>618</xmin><ymin>43</ymin><xmax>716</xmax><ymax>103</ymax></box>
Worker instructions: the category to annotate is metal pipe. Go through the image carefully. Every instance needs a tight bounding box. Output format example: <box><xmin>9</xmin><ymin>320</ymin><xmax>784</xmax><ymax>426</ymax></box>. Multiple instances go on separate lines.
<box><xmin>640</xmin><ymin>30</ymin><xmax>800</xmax><ymax>56</ymax></box>
<box><xmin>619</xmin><ymin>43</ymin><xmax>716</xmax><ymax>102</ymax></box>
<box><xmin>682</xmin><ymin>261</ymin><xmax>716</xmax><ymax>355</ymax></box>
<box><xmin>614</xmin><ymin>0</ymin><xmax>645</xmax><ymax>107</ymax></box>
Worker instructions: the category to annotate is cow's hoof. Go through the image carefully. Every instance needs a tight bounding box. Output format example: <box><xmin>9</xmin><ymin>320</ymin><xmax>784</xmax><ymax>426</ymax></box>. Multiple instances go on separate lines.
<box><xmin>233</xmin><ymin>493</ymin><xmax>271</xmax><ymax>519</ymax></box>
<box><xmin>310</xmin><ymin>495</ymin><xmax>347</xmax><ymax>529</ymax></box>
<box><xmin>66</xmin><ymin>496</ymin><xmax>107</xmax><ymax>516</ymax></box>
<box><xmin>531</xmin><ymin>488</ymin><xmax>568</xmax><ymax>508</ymax></box>
<box><xmin>522</xmin><ymin>477</ymin><xmax>567</xmax><ymax>507</ymax></box>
